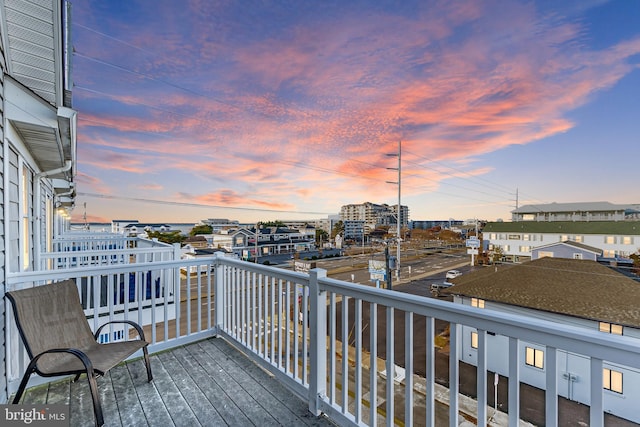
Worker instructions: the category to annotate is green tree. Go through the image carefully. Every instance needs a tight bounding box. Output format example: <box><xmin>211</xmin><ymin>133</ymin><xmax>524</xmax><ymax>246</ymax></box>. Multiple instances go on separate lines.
<box><xmin>190</xmin><ymin>224</ymin><xmax>213</xmax><ymax>236</ymax></box>
<box><xmin>260</xmin><ymin>220</ymin><xmax>285</xmax><ymax>228</ymax></box>
<box><xmin>490</xmin><ymin>246</ymin><xmax>504</xmax><ymax>264</ymax></box>
<box><xmin>331</xmin><ymin>221</ymin><xmax>344</xmax><ymax>239</ymax></box>
<box><xmin>147</xmin><ymin>230</ymin><xmax>187</xmax><ymax>244</ymax></box>
<box><xmin>631</xmin><ymin>251</ymin><xmax>640</xmax><ymax>275</ymax></box>
<box><xmin>316</xmin><ymin>229</ymin><xmax>329</xmax><ymax>246</ymax></box>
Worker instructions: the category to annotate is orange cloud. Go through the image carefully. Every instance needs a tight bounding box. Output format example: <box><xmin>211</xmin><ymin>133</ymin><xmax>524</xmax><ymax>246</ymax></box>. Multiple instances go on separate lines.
<box><xmin>72</xmin><ymin>0</ymin><xmax>640</xmax><ymax>219</ymax></box>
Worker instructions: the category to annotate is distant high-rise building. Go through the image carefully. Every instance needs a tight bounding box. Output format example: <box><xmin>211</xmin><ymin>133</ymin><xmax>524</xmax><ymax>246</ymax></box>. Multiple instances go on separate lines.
<box><xmin>340</xmin><ymin>202</ymin><xmax>409</xmax><ymax>231</ymax></box>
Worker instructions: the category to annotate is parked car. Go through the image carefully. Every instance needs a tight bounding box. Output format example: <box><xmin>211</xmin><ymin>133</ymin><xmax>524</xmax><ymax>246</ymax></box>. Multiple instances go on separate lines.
<box><xmin>445</xmin><ymin>269</ymin><xmax>462</xmax><ymax>279</ymax></box>
<box><xmin>430</xmin><ymin>281</ymin><xmax>454</xmax><ymax>296</ymax></box>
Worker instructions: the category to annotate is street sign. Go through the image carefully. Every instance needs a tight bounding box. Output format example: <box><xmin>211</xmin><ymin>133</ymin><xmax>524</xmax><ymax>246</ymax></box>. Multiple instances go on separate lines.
<box><xmin>467</xmin><ymin>248</ymin><xmax>478</xmax><ymax>255</ymax></box>
<box><xmin>369</xmin><ymin>260</ymin><xmax>386</xmax><ymax>282</ymax></box>
<box><xmin>294</xmin><ymin>261</ymin><xmax>316</xmax><ymax>273</ymax></box>
<box><xmin>466</xmin><ymin>238</ymin><xmax>480</xmax><ymax>248</ymax></box>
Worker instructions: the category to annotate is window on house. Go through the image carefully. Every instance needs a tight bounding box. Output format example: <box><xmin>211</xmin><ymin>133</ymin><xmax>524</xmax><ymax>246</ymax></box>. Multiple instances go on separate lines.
<box><xmin>21</xmin><ymin>166</ymin><xmax>32</xmax><ymax>271</ymax></box>
<box><xmin>538</xmin><ymin>251</ymin><xmax>554</xmax><ymax>258</ymax></box>
<box><xmin>560</xmin><ymin>235</ymin><xmax>569</xmax><ymax>241</ymax></box>
<box><xmin>489</xmin><ymin>233</ymin><xmax>497</xmax><ymax>240</ymax></box>
<box><xmin>604</xmin><ymin>368</ymin><xmax>623</xmax><ymax>394</ymax></box>
<box><xmin>471</xmin><ymin>298</ymin><xmax>485</xmax><ymax>308</ymax></box>
<box><xmin>523</xmin><ymin>234</ymin><xmax>530</xmax><ymax>241</ymax></box>
<box><xmin>574</xmin><ymin>235</ymin><xmax>583</xmax><ymax>243</ymax></box>
<box><xmin>599</xmin><ymin>322</ymin><xmax>623</xmax><ymax>335</ymax></box>
<box><xmin>605</xmin><ymin>236</ymin><xmax>615</xmax><ymax>244</ymax></box>
<box><xmin>508</xmin><ymin>234</ymin><xmax>521</xmax><ymax>240</ymax></box>
<box><xmin>603</xmin><ymin>250</ymin><xmax>616</xmax><ymax>258</ymax></box>
<box><xmin>622</xmin><ymin>236</ymin><xmax>633</xmax><ymax>245</ymax></box>
<box><xmin>573</xmin><ymin>253</ymin><xmax>583</xmax><ymax>260</ymax></box>
<box><xmin>471</xmin><ymin>331</ymin><xmax>478</xmax><ymax>349</ymax></box>
<box><xmin>519</xmin><ymin>246</ymin><xmax>531</xmax><ymax>253</ymax></box>
<box><xmin>525</xmin><ymin>347</ymin><xmax>544</xmax><ymax>369</ymax></box>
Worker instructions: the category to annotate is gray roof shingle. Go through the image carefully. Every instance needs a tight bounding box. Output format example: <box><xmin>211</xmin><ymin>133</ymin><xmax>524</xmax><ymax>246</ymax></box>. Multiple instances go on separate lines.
<box><xmin>444</xmin><ymin>258</ymin><xmax>640</xmax><ymax>328</ymax></box>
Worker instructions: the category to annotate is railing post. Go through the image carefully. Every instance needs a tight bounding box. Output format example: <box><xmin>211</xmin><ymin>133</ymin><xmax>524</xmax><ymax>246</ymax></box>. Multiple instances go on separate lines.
<box><xmin>308</xmin><ymin>268</ymin><xmax>327</xmax><ymax>416</ymax></box>
<box><xmin>213</xmin><ymin>252</ymin><xmax>225</xmax><ymax>336</ymax></box>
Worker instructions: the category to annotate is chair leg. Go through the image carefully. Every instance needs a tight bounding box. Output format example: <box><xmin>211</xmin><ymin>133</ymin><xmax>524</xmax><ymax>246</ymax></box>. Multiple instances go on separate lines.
<box><xmin>87</xmin><ymin>373</ymin><xmax>104</xmax><ymax>427</ymax></box>
<box><xmin>143</xmin><ymin>346</ymin><xmax>153</xmax><ymax>382</ymax></box>
<box><xmin>12</xmin><ymin>364</ymin><xmax>36</xmax><ymax>403</ymax></box>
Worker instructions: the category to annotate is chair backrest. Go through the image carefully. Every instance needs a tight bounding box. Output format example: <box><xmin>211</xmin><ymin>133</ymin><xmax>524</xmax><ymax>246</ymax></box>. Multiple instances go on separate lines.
<box><xmin>7</xmin><ymin>280</ymin><xmax>97</xmax><ymax>358</ymax></box>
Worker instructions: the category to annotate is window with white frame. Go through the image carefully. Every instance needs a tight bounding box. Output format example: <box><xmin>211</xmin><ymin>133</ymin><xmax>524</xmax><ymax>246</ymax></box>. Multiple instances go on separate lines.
<box><xmin>622</xmin><ymin>236</ymin><xmax>633</xmax><ymax>245</ymax></box>
<box><xmin>603</xmin><ymin>368</ymin><xmax>623</xmax><ymax>394</ymax></box>
<box><xmin>538</xmin><ymin>251</ymin><xmax>554</xmax><ymax>258</ymax></box>
<box><xmin>573</xmin><ymin>253</ymin><xmax>583</xmax><ymax>260</ymax></box>
<box><xmin>471</xmin><ymin>331</ymin><xmax>478</xmax><ymax>349</ymax></box>
<box><xmin>603</xmin><ymin>249</ymin><xmax>616</xmax><ymax>258</ymax></box>
<box><xmin>523</xmin><ymin>234</ymin><xmax>530</xmax><ymax>241</ymax></box>
<box><xmin>574</xmin><ymin>235</ymin><xmax>583</xmax><ymax>243</ymax></box>
<box><xmin>560</xmin><ymin>235</ymin><xmax>569</xmax><ymax>242</ymax></box>
<box><xmin>471</xmin><ymin>298</ymin><xmax>485</xmax><ymax>308</ymax></box>
<box><xmin>20</xmin><ymin>165</ymin><xmax>34</xmax><ymax>271</ymax></box>
<box><xmin>599</xmin><ymin>322</ymin><xmax>623</xmax><ymax>335</ymax></box>
<box><xmin>525</xmin><ymin>346</ymin><xmax>544</xmax><ymax>369</ymax></box>
<box><xmin>605</xmin><ymin>236</ymin><xmax>615</xmax><ymax>244</ymax></box>
<box><xmin>519</xmin><ymin>246</ymin><xmax>531</xmax><ymax>253</ymax></box>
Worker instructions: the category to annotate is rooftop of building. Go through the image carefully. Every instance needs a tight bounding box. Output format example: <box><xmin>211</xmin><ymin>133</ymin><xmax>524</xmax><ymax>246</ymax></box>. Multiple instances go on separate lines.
<box><xmin>444</xmin><ymin>257</ymin><xmax>640</xmax><ymax>328</ymax></box>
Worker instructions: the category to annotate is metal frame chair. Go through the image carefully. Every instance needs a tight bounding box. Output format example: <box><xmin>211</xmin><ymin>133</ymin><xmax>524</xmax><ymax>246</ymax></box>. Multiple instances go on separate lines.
<box><xmin>7</xmin><ymin>279</ymin><xmax>153</xmax><ymax>427</ymax></box>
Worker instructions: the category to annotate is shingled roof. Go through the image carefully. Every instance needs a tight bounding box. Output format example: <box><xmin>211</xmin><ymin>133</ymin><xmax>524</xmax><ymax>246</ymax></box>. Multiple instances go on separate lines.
<box><xmin>444</xmin><ymin>258</ymin><xmax>640</xmax><ymax>328</ymax></box>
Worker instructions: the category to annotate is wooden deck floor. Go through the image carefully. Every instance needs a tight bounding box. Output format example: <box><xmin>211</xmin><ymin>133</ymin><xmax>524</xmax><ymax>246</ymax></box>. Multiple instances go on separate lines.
<box><xmin>20</xmin><ymin>338</ymin><xmax>335</xmax><ymax>426</ymax></box>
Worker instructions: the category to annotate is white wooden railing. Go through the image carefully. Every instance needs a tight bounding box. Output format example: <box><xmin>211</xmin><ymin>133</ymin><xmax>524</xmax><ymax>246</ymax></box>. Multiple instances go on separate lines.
<box><xmin>6</xmin><ymin>252</ymin><xmax>640</xmax><ymax>426</ymax></box>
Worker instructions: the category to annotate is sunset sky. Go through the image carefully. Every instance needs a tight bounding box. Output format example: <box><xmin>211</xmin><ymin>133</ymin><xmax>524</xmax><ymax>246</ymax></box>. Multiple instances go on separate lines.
<box><xmin>70</xmin><ymin>0</ymin><xmax>640</xmax><ymax>225</ymax></box>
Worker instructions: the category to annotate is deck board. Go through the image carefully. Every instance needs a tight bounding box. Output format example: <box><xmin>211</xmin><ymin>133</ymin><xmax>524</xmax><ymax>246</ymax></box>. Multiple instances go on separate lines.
<box><xmin>16</xmin><ymin>338</ymin><xmax>334</xmax><ymax>426</ymax></box>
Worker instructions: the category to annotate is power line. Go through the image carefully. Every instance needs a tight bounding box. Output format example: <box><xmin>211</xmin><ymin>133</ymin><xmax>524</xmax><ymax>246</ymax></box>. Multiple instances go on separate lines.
<box><xmin>77</xmin><ymin>192</ymin><xmax>333</xmax><ymax>215</ymax></box>
<box><xmin>71</xmin><ymin>24</ymin><xmax>537</xmax><ymax>214</ymax></box>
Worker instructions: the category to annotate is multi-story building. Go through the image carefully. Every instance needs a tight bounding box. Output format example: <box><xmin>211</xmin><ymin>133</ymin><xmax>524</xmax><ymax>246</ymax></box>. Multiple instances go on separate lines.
<box><xmin>484</xmin><ymin>202</ymin><xmax>640</xmax><ymax>263</ymax></box>
<box><xmin>230</xmin><ymin>226</ymin><xmax>315</xmax><ymax>259</ymax></box>
<box><xmin>342</xmin><ymin>220</ymin><xmax>366</xmax><ymax>242</ymax></box>
<box><xmin>446</xmin><ymin>257</ymin><xmax>640</xmax><ymax>424</ymax></box>
<box><xmin>511</xmin><ymin>201</ymin><xmax>638</xmax><ymax>222</ymax></box>
<box><xmin>340</xmin><ymin>202</ymin><xmax>409</xmax><ymax>231</ymax></box>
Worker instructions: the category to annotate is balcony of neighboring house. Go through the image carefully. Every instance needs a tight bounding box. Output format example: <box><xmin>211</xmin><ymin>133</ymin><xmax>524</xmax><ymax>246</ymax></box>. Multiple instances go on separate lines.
<box><xmin>6</xmin><ymin>251</ymin><xmax>640</xmax><ymax>426</ymax></box>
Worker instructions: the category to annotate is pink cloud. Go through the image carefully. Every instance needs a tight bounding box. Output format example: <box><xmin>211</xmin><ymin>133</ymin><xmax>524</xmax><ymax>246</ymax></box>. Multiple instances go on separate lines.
<box><xmin>73</xmin><ymin>0</ymin><xmax>640</xmax><ymax>215</ymax></box>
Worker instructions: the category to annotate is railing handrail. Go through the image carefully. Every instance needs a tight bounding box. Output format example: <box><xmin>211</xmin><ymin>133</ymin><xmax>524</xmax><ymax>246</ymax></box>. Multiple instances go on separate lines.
<box><xmin>7</xmin><ymin>257</ymin><xmax>217</xmax><ymax>287</ymax></box>
<box><xmin>315</xmin><ymin>274</ymin><xmax>640</xmax><ymax>370</ymax></box>
<box><xmin>7</xmin><ymin>252</ymin><xmax>640</xmax><ymax>425</ymax></box>
<box><xmin>39</xmin><ymin>246</ymin><xmax>177</xmax><ymax>258</ymax></box>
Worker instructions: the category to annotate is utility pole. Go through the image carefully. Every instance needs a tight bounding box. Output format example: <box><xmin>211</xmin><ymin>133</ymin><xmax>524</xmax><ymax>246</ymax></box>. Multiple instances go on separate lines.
<box><xmin>386</xmin><ymin>140</ymin><xmax>402</xmax><ymax>279</ymax></box>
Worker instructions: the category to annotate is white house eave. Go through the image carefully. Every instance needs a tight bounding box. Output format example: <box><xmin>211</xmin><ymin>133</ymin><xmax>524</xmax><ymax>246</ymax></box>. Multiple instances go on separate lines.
<box><xmin>4</xmin><ymin>75</ymin><xmax>76</xmax><ymax>176</ymax></box>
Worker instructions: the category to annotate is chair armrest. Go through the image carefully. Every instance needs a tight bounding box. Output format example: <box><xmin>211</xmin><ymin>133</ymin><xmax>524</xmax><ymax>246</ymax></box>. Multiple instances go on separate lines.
<box><xmin>32</xmin><ymin>348</ymin><xmax>95</xmax><ymax>373</ymax></box>
<box><xmin>94</xmin><ymin>320</ymin><xmax>148</xmax><ymax>343</ymax></box>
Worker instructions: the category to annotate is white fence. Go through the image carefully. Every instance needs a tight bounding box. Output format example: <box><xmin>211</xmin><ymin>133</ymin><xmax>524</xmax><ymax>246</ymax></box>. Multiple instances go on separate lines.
<box><xmin>6</xmin><ymin>252</ymin><xmax>640</xmax><ymax>427</ymax></box>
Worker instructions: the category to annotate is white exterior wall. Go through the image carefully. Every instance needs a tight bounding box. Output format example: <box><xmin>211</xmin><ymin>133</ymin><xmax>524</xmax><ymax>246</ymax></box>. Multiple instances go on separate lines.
<box><xmin>487</xmin><ymin>231</ymin><xmax>638</xmax><ymax>261</ymax></box>
<box><xmin>455</xmin><ymin>296</ymin><xmax>640</xmax><ymax>423</ymax></box>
